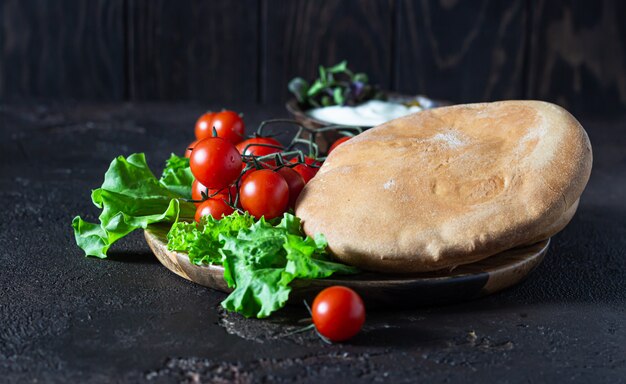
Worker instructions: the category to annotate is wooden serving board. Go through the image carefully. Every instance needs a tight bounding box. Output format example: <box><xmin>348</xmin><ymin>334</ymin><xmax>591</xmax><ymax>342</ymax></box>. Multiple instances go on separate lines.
<box><xmin>145</xmin><ymin>224</ymin><xmax>549</xmax><ymax>307</ymax></box>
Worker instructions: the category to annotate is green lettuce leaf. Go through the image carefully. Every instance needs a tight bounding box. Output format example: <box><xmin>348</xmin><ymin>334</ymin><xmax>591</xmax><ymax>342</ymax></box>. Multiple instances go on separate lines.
<box><xmin>221</xmin><ymin>260</ymin><xmax>291</xmax><ymax>319</ymax></box>
<box><xmin>159</xmin><ymin>153</ymin><xmax>194</xmax><ymax>198</ymax></box>
<box><xmin>72</xmin><ymin>151</ymin><xmax>360</xmax><ymax>318</ymax></box>
<box><xmin>218</xmin><ymin>218</ymin><xmax>298</xmax><ymax>318</ymax></box>
<box><xmin>167</xmin><ymin>212</ymin><xmax>255</xmax><ymax>265</ymax></box>
<box><xmin>72</xmin><ymin>153</ymin><xmax>196</xmax><ymax>258</ymax></box>
<box><xmin>282</xmin><ymin>233</ymin><xmax>358</xmax><ymax>282</ymax></box>
<box><xmin>220</xmin><ymin>215</ymin><xmax>359</xmax><ymax>318</ymax></box>
<box><xmin>165</xmin><ymin>212</ymin><xmax>358</xmax><ymax>318</ymax></box>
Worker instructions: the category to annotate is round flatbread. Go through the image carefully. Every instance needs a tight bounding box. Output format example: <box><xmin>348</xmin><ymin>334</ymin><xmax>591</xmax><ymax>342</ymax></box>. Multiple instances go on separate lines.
<box><xmin>295</xmin><ymin>101</ymin><xmax>592</xmax><ymax>273</ymax></box>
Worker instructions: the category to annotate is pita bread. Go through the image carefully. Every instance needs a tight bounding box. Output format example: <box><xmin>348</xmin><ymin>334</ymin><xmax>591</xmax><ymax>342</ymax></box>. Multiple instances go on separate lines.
<box><xmin>295</xmin><ymin>101</ymin><xmax>592</xmax><ymax>273</ymax></box>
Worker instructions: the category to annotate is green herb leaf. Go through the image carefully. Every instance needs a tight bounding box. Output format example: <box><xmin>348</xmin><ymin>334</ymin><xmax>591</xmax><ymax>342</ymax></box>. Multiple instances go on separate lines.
<box><xmin>318</xmin><ymin>65</ymin><xmax>327</xmax><ymax>84</ymax></box>
<box><xmin>307</xmin><ymin>80</ymin><xmax>325</xmax><ymax>97</ymax></box>
<box><xmin>288</xmin><ymin>60</ymin><xmax>380</xmax><ymax>108</ymax></box>
<box><xmin>333</xmin><ymin>87</ymin><xmax>345</xmax><ymax>105</ymax></box>
<box><xmin>353</xmin><ymin>72</ymin><xmax>369</xmax><ymax>83</ymax></box>
<box><xmin>72</xmin><ymin>153</ymin><xmax>196</xmax><ymax>258</ymax></box>
<box><xmin>327</xmin><ymin>60</ymin><xmax>348</xmax><ymax>74</ymax></box>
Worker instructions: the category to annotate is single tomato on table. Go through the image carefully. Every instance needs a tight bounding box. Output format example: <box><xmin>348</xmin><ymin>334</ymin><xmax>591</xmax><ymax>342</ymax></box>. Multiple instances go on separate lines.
<box><xmin>189</xmin><ymin>137</ymin><xmax>242</xmax><ymax>189</ymax></box>
<box><xmin>239</xmin><ymin>169</ymin><xmax>289</xmax><ymax>220</ymax></box>
<box><xmin>312</xmin><ymin>286</ymin><xmax>365</xmax><ymax>342</ymax></box>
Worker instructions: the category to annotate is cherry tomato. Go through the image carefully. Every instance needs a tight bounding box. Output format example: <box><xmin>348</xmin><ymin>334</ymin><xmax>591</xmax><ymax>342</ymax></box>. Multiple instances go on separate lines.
<box><xmin>184</xmin><ymin>139</ymin><xmax>200</xmax><ymax>158</ymax></box>
<box><xmin>195</xmin><ymin>110</ymin><xmax>245</xmax><ymax>144</ymax></box>
<box><xmin>276</xmin><ymin>167</ymin><xmax>305</xmax><ymax>210</ymax></box>
<box><xmin>239</xmin><ymin>169</ymin><xmax>289</xmax><ymax>220</ymax></box>
<box><xmin>328</xmin><ymin>137</ymin><xmax>351</xmax><ymax>154</ymax></box>
<box><xmin>312</xmin><ymin>286</ymin><xmax>365</xmax><ymax>342</ymax></box>
<box><xmin>192</xmin><ymin>179</ymin><xmax>207</xmax><ymax>205</ymax></box>
<box><xmin>194</xmin><ymin>198</ymin><xmax>235</xmax><ymax>222</ymax></box>
<box><xmin>290</xmin><ymin>157</ymin><xmax>321</xmax><ymax>183</ymax></box>
<box><xmin>239</xmin><ymin>164</ymin><xmax>270</xmax><ymax>185</ymax></box>
<box><xmin>210</xmin><ymin>110</ymin><xmax>245</xmax><ymax>144</ymax></box>
<box><xmin>191</xmin><ymin>179</ymin><xmax>235</xmax><ymax>206</ymax></box>
<box><xmin>189</xmin><ymin>137</ymin><xmax>242</xmax><ymax>189</ymax></box>
<box><xmin>236</xmin><ymin>137</ymin><xmax>283</xmax><ymax>166</ymax></box>
<box><xmin>194</xmin><ymin>112</ymin><xmax>216</xmax><ymax>140</ymax></box>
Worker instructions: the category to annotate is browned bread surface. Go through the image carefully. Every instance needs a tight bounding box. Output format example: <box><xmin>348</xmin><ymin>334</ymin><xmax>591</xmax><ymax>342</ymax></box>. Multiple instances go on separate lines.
<box><xmin>295</xmin><ymin>101</ymin><xmax>593</xmax><ymax>273</ymax></box>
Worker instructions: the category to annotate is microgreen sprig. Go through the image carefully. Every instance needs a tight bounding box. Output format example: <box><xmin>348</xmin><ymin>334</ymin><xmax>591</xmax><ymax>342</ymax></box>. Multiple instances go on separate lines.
<box><xmin>288</xmin><ymin>60</ymin><xmax>384</xmax><ymax>108</ymax></box>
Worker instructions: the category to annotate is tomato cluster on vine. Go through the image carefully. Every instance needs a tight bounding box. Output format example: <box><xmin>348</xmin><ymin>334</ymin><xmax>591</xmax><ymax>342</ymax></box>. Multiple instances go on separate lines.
<box><xmin>184</xmin><ymin>110</ymin><xmax>361</xmax><ymax>222</ymax></box>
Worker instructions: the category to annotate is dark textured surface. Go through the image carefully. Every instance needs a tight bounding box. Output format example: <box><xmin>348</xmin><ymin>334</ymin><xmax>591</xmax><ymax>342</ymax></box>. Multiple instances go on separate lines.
<box><xmin>527</xmin><ymin>0</ymin><xmax>626</xmax><ymax>115</ymax></box>
<box><xmin>395</xmin><ymin>0</ymin><xmax>527</xmax><ymax>104</ymax></box>
<box><xmin>0</xmin><ymin>103</ymin><xmax>625</xmax><ymax>383</ymax></box>
<box><xmin>128</xmin><ymin>0</ymin><xmax>259</xmax><ymax>102</ymax></box>
<box><xmin>3</xmin><ymin>1</ymin><xmax>626</xmax><ymax>115</ymax></box>
<box><xmin>0</xmin><ymin>0</ymin><xmax>125</xmax><ymax>100</ymax></box>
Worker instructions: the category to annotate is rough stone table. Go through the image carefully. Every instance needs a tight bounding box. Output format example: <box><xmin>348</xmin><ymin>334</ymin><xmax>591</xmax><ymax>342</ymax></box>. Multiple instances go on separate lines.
<box><xmin>1</xmin><ymin>103</ymin><xmax>625</xmax><ymax>383</ymax></box>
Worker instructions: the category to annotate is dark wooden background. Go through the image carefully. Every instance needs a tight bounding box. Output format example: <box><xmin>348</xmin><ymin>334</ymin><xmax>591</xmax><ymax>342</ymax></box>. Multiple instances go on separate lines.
<box><xmin>1</xmin><ymin>0</ymin><xmax>625</xmax><ymax>117</ymax></box>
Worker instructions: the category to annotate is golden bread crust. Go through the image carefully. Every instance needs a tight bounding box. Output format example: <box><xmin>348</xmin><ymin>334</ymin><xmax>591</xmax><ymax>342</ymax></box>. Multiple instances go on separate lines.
<box><xmin>295</xmin><ymin>101</ymin><xmax>592</xmax><ymax>273</ymax></box>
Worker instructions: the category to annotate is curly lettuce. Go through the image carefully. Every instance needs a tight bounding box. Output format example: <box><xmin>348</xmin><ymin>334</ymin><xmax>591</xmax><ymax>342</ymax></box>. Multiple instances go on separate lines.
<box><xmin>72</xmin><ymin>152</ymin><xmax>359</xmax><ymax>318</ymax></box>
<box><xmin>72</xmin><ymin>153</ymin><xmax>195</xmax><ymax>258</ymax></box>
<box><xmin>168</xmin><ymin>213</ymin><xmax>358</xmax><ymax>318</ymax></box>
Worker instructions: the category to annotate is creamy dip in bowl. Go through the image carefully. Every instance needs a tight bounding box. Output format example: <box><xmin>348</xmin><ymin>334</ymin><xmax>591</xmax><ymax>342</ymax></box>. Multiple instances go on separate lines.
<box><xmin>285</xmin><ymin>94</ymin><xmax>447</xmax><ymax>152</ymax></box>
<box><xmin>287</xmin><ymin>95</ymin><xmax>445</xmax><ymax>129</ymax></box>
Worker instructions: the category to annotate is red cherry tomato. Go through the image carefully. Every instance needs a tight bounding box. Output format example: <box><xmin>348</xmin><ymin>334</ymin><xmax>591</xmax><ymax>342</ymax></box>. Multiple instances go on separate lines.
<box><xmin>328</xmin><ymin>137</ymin><xmax>351</xmax><ymax>154</ymax></box>
<box><xmin>195</xmin><ymin>110</ymin><xmax>245</xmax><ymax>144</ymax></box>
<box><xmin>191</xmin><ymin>180</ymin><xmax>235</xmax><ymax>206</ymax></box>
<box><xmin>194</xmin><ymin>198</ymin><xmax>235</xmax><ymax>222</ymax></box>
<box><xmin>236</xmin><ymin>137</ymin><xmax>283</xmax><ymax>166</ymax></box>
<box><xmin>210</xmin><ymin>110</ymin><xmax>245</xmax><ymax>144</ymax></box>
<box><xmin>276</xmin><ymin>167</ymin><xmax>305</xmax><ymax>210</ymax></box>
<box><xmin>194</xmin><ymin>112</ymin><xmax>216</xmax><ymax>140</ymax></box>
<box><xmin>290</xmin><ymin>157</ymin><xmax>321</xmax><ymax>183</ymax></box>
<box><xmin>312</xmin><ymin>286</ymin><xmax>365</xmax><ymax>342</ymax></box>
<box><xmin>192</xmin><ymin>179</ymin><xmax>207</xmax><ymax>206</ymax></box>
<box><xmin>189</xmin><ymin>137</ymin><xmax>242</xmax><ymax>189</ymax></box>
<box><xmin>239</xmin><ymin>169</ymin><xmax>289</xmax><ymax>220</ymax></box>
<box><xmin>239</xmin><ymin>163</ymin><xmax>270</xmax><ymax>185</ymax></box>
<box><xmin>185</xmin><ymin>139</ymin><xmax>200</xmax><ymax>158</ymax></box>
